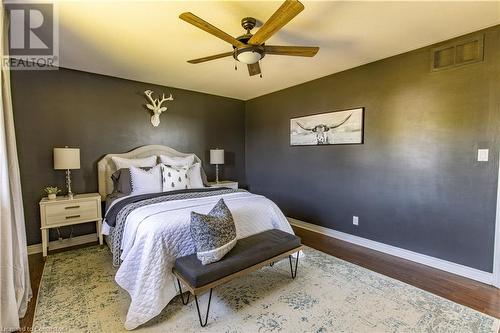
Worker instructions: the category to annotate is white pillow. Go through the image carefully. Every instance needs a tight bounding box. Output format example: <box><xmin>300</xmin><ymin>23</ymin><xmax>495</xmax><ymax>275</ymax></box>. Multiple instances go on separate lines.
<box><xmin>112</xmin><ymin>155</ymin><xmax>157</xmax><ymax>170</ymax></box>
<box><xmin>159</xmin><ymin>154</ymin><xmax>195</xmax><ymax>168</ymax></box>
<box><xmin>161</xmin><ymin>164</ymin><xmax>189</xmax><ymax>192</ymax></box>
<box><xmin>130</xmin><ymin>165</ymin><xmax>162</xmax><ymax>195</ymax></box>
<box><xmin>188</xmin><ymin>163</ymin><xmax>205</xmax><ymax>188</ymax></box>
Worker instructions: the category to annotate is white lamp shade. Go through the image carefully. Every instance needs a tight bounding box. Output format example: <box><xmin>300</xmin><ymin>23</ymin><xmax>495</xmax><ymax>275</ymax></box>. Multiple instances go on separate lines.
<box><xmin>54</xmin><ymin>148</ymin><xmax>80</xmax><ymax>170</ymax></box>
<box><xmin>210</xmin><ymin>149</ymin><xmax>224</xmax><ymax>165</ymax></box>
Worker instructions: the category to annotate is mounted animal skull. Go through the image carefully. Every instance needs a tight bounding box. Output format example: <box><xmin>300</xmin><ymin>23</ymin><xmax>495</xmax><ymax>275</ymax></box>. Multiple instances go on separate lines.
<box><xmin>297</xmin><ymin>113</ymin><xmax>352</xmax><ymax>144</ymax></box>
<box><xmin>144</xmin><ymin>90</ymin><xmax>174</xmax><ymax>127</ymax></box>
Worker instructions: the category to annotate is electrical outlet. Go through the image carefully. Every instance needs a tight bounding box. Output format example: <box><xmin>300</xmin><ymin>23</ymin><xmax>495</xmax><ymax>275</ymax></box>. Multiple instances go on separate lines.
<box><xmin>353</xmin><ymin>216</ymin><xmax>359</xmax><ymax>226</ymax></box>
<box><xmin>478</xmin><ymin>149</ymin><xmax>489</xmax><ymax>162</ymax></box>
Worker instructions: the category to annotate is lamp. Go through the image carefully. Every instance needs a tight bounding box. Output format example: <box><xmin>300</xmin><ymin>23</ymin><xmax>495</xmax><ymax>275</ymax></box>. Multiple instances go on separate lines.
<box><xmin>54</xmin><ymin>147</ymin><xmax>80</xmax><ymax>199</ymax></box>
<box><xmin>210</xmin><ymin>149</ymin><xmax>224</xmax><ymax>183</ymax></box>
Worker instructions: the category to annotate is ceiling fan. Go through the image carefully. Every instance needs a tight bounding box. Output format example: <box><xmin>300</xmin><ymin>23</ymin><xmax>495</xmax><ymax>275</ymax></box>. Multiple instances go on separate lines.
<box><xmin>179</xmin><ymin>0</ymin><xmax>319</xmax><ymax>77</ymax></box>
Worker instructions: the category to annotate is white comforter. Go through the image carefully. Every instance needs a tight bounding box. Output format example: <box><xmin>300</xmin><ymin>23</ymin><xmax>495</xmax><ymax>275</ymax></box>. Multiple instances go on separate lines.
<box><xmin>114</xmin><ymin>191</ymin><xmax>294</xmax><ymax>330</ymax></box>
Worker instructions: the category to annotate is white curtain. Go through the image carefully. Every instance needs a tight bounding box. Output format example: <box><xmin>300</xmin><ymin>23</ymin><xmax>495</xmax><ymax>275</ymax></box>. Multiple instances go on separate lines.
<box><xmin>0</xmin><ymin>4</ymin><xmax>32</xmax><ymax>331</ymax></box>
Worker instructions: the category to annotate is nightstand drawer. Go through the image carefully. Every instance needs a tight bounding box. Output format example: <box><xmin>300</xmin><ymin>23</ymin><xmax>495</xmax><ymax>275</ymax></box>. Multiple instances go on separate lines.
<box><xmin>45</xmin><ymin>200</ymin><xmax>98</xmax><ymax>225</ymax></box>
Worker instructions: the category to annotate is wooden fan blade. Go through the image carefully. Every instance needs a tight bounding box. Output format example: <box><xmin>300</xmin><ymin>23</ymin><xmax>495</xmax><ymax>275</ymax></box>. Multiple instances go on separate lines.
<box><xmin>180</xmin><ymin>12</ymin><xmax>245</xmax><ymax>48</ymax></box>
<box><xmin>187</xmin><ymin>52</ymin><xmax>234</xmax><ymax>64</ymax></box>
<box><xmin>247</xmin><ymin>63</ymin><xmax>261</xmax><ymax>76</ymax></box>
<box><xmin>248</xmin><ymin>0</ymin><xmax>304</xmax><ymax>46</ymax></box>
<box><xmin>265</xmin><ymin>45</ymin><xmax>319</xmax><ymax>57</ymax></box>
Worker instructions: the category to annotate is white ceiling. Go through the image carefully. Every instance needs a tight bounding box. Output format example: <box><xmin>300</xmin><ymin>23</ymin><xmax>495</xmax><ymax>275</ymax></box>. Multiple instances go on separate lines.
<box><xmin>57</xmin><ymin>1</ymin><xmax>500</xmax><ymax>100</ymax></box>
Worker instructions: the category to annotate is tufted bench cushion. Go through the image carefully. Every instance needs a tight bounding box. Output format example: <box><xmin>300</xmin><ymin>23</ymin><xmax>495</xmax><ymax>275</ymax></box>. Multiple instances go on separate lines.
<box><xmin>174</xmin><ymin>229</ymin><xmax>301</xmax><ymax>288</ymax></box>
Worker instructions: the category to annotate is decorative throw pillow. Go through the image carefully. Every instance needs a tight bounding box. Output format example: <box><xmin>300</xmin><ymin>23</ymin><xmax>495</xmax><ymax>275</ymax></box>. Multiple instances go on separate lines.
<box><xmin>159</xmin><ymin>154</ymin><xmax>195</xmax><ymax>168</ymax></box>
<box><xmin>161</xmin><ymin>164</ymin><xmax>190</xmax><ymax>191</ymax></box>
<box><xmin>190</xmin><ymin>199</ymin><xmax>237</xmax><ymax>265</ymax></box>
<box><xmin>159</xmin><ymin>154</ymin><xmax>209</xmax><ymax>187</ymax></box>
<box><xmin>129</xmin><ymin>165</ymin><xmax>162</xmax><ymax>195</ymax></box>
<box><xmin>188</xmin><ymin>163</ymin><xmax>205</xmax><ymax>188</ymax></box>
<box><xmin>200</xmin><ymin>166</ymin><xmax>209</xmax><ymax>187</ymax></box>
<box><xmin>111</xmin><ymin>167</ymin><xmax>151</xmax><ymax>194</ymax></box>
<box><xmin>112</xmin><ymin>156</ymin><xmax>157</xmax><ymax>170</ymax></box>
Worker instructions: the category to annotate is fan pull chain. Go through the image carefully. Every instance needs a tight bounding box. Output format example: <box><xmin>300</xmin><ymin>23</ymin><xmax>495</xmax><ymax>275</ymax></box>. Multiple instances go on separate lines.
<box><xmin>234</xmin><ymin>60</ymin><xmax>238</xmax><ymax>71</ymax></box>
<box><xmin>259</xmin><ymin>60</ymin><xmax>263</xmax><ymax>78</ymax></box>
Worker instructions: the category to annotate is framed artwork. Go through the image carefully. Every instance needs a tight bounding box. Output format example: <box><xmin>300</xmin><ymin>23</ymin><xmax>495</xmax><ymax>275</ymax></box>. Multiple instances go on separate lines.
<box><xmin>290</xmin><ymin>107</ymin><xmax>364</xmax><ymax>146</ymax></box>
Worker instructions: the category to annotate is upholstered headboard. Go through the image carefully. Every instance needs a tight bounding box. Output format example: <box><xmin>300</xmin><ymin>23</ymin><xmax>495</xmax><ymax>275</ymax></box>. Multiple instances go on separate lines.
<box><xmin>97</xmin><ymin>145</ymin><xmax>202</xmax><ymax>199</ymax></box>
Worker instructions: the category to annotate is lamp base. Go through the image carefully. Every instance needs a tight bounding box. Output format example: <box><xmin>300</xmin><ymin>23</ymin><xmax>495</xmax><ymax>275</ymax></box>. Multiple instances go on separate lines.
<box><xmin>66</xmin><ymin>169</ymin><xmax>75</xmax><ymax>199</ymax></box>
<box><xmin>215</xmin><ymin>164</ymin><xmax>219</xmax><ymax>183</ymax></box>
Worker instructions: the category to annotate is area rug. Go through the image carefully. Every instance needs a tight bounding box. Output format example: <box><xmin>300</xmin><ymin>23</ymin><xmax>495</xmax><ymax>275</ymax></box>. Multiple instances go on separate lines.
<box><xmin>32</xmin><ymin>246</ymin><xmax>499</xmax><ymax>333</ymax></box>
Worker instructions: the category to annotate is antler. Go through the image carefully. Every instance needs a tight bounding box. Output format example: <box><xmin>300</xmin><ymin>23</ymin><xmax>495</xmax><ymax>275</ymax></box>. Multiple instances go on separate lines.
<box><xmin>144</xmin><ymin>90</ymin><xmax>158</xmax><ymax>108</ymax></box>
<box><xmin>144</xmin><ymin>90</ymin><xmax>173</xmax><ymax>114</ymax></box>
<box><xmin>158</xmin><ymin>93</ymin><xmax>174</xmax><ymax>105</ymax></box>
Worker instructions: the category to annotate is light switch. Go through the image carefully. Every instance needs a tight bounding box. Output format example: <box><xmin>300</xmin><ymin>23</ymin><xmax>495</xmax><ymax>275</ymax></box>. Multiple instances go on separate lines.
<box><xmin>477</xmin><ymin>149</ymin><xmax>489</xmax><ymax>162</ymax></box>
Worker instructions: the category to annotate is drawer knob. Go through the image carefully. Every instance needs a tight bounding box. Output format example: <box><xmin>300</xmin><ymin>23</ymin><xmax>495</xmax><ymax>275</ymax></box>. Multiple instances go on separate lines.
<box><xmin>65</xmin><ymin>215</ymin><xmax>81</xmax><ymax>219</ymax></box>
<box><xmin>65</xmin><ymin>205</ymin><xmax>80</xmax><ymax>209</ymax></box>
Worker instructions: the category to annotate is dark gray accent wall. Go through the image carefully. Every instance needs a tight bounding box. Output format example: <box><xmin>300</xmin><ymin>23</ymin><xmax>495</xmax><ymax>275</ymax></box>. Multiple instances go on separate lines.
<box><xmin>245</xmin><ymin>26</ymin><xmax>500</xmax><ymax>272</ymax></box>
<box><xmin>11</xmin><ymin>68</ymin><xmax>245</xmax><ymax>245</ymax></box>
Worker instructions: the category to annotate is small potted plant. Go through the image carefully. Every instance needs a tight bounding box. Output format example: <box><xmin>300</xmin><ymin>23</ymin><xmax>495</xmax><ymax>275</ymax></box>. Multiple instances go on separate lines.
<box><xmin>44</xmin><ymin>186</ymin><xmax>60</xmax><ymax>200</ymax></box>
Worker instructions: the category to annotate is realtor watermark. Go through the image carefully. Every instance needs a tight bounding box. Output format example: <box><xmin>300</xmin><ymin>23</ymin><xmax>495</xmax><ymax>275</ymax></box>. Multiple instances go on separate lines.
<box><xmin>3</xmin><ymin>1</ymin><xmax>59</xmax><ymax>70</ymax></box>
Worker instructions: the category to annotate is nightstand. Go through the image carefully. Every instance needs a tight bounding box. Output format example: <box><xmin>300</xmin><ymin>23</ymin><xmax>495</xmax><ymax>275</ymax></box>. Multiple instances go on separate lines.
<box><xmin>208</xmin><ymin>180</ymin><xmax>238</xmax><ymax>190</ymax></box>
<box><xmin>39</xmin><ymin>193</ymin><xmax>102</xmax><ymax>257</ymax></box>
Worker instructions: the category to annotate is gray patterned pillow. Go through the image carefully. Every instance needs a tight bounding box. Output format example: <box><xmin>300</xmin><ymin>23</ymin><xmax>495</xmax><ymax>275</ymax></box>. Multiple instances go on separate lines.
<box><xmin>190</xmin><ymin>199</ymin><xmax>237</xmax><ymax>265</ymax></box>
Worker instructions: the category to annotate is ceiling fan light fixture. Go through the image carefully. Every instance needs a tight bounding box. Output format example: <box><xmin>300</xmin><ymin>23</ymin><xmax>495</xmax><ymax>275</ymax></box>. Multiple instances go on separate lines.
<box><xmin>180</xmin><ymin>1</ymin><xmax>319</xmax><ymax>77</ymax></box>
<box><xmin>234</xmin><ymin>46</ymin><xmax>265</xmax><ymax>65</ymax></box>
<box><xmin>236</xmin><ymin>50</ymin><xmax>262</xmax><ymax>64</ymax></box>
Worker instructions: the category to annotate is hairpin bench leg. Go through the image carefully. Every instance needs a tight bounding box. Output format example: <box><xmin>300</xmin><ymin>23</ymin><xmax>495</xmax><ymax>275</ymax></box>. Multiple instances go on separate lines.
<box><xmin>289</xmin><ymin>254</ymin><xmax>299</xmax><ymax>279</ymax></box>
<box><xmin>194</xmin><ymin>289</ymin><xmax>213</xmax><ymax>327</ymax></box>
<box><xmin>177</xmin><ymin>278</ymin><xmax>190</xmax><ymax>305</ymax></box>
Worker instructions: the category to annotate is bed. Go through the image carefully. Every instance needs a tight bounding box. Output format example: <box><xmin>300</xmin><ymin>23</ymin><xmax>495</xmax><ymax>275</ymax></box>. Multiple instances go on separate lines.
<box><xmin>97</xmin><ymin>145</ymin><xmax>295</xmax><ymax>330</ymax></box>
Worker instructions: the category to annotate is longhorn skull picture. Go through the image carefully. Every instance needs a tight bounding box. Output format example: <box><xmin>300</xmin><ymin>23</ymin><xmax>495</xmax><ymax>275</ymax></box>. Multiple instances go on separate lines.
<box><xmin>290</xmin><ymin>108</ymin><xmax>364</xmax><ymax>146</ymax></box>
<box><xmin>296</xmin><ymin>114</ymin><xmax>352</xmax><ymax>144</ymax></box>
<box><xmin>144</xmin><ymin>90</ymin><xmax>174</xmax><ymax>127</ymax></box>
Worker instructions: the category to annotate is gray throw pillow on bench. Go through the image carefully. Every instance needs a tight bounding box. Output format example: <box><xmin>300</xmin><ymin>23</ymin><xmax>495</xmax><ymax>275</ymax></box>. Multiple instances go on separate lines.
<box><xmin>190</xmin><ymin>199</ymin><xmax>237</xmax><ymax>265</ymax></box>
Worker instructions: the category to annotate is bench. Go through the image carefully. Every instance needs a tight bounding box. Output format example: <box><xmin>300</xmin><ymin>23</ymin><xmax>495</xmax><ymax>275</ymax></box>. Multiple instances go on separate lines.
<box><xmin>172</xmin><ymin>229</ymin><xmax>304</xmax><ymax>327</ymax></box>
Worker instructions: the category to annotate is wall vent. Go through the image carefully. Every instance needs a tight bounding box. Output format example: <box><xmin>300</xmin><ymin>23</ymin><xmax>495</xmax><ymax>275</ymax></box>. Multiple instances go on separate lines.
<box><xmin>431</xmin><ymin>34</ymin><xmax>484</xmax><ymax>71</ymax></box>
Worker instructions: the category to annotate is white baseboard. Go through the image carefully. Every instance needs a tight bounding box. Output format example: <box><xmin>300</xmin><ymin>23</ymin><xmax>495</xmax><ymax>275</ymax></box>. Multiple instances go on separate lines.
<box><xmin>288</xmin><ymin>218</ymin><xmax>495</xmax><ymax>286</ymax></box>
<box><xmin>27</xmin><ymin>233</ymin><xmax>98</xmax><ymax>255</ymax></box>
<box><xmin>27</xmin><ymin>220</ymin><xmax>495</xmax><ymax>286</ymax></box>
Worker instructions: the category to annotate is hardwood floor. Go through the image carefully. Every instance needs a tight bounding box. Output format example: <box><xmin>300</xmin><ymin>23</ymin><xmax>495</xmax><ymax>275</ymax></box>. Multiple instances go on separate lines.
<box><xmin>292</xmin><ymin>225</ymin><xmax>500</xmax><ymax>319</ymax></box>
<box><xmin>18</xmin><ymin>230</ymin><xmax>499</xmax><ymax>331</ymax></box>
